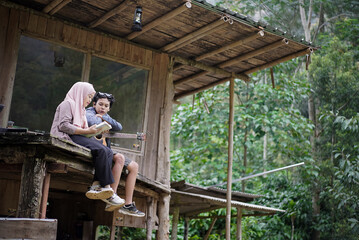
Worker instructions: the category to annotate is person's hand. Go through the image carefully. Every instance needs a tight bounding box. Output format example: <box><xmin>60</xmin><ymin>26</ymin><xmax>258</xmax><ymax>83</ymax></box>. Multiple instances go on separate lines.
<box><xmin>96</xmin><ymin>114</ymin><xmax>104</xmax><ymax>118</ymax></box>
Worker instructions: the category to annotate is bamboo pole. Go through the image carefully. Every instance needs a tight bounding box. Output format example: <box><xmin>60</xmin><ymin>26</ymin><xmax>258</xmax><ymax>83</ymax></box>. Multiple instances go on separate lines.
<box><xmin>212</xmin><ymin>162</ymin><xmax>305</xmax><ymax>187</ymax></box>
<box><xmin>195</xmin><ymin>31</ymin><xmax>265</xmax><ymax>61</ymax></box>
<box><xmin>245</xmin><ymin>48</ymin><xmax>313</xmax><ymax>74</ymax></box>
<box><xmin>127</xmin><ymin>2</ymin><xmax>192</xmax><ymax>40</ymax></box>
<box><xmin>162</xmin><ymin>19</ymin><xmax>226</xmax><ymax>52</ymax></box>
<box><xmin>226</xmin><ymin>76</ymin><xmax>235</xmax><ymax>240</ymax></box>
<box><xmin>42</xmin><ymin>0</ymin><xmax>63</xmax><ymax>13</ymax></box>
<box><xmin>203</xmin><ymin>218</ymin><xmax>217</xmax><ymax>240</ymax></box>
<box><xmin>88</xmin><ymin>0</ymin><xmax>131</xmax><ymax>28</ymax></box>
<box><xmin>218</xmin><ymin>38</ymin><xmax>289</xmax><ymax>68</ymax></box>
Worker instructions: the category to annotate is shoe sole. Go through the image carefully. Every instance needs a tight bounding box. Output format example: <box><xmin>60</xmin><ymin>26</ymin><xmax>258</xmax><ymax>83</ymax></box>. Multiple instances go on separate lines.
<box><xmin>118</xmin><ymin>209</ymin><xmax>145</xmax><ymax>217</ymax></box>
<box><xmin>86</xmin><ymin>189</ymin><xmax>114</xmax><ymax>200</ymax></box>
<box><xmin>105</xmin><ymin>202</ymin><xmax>126</xmax><ymax>212</ymax></box>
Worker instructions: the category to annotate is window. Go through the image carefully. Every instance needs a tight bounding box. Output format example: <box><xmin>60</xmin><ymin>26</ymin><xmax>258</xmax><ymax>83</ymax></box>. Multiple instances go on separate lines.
<box><xmin>11</xmin><ymin>36</ymin><xmax>149</xmax><ymax>153</ymax></box>
<box><xmin>90</xmin><ymin>56</ymin><xmax>148</xmax><ymax>152</ymax></box>
<box><xmin>10</xmin><ymin>36</ymin><xmax>83</xmax><ymax>132</ymax></box>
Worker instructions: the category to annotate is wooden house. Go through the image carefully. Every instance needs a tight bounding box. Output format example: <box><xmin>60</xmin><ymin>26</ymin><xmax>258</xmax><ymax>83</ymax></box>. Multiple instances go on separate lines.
<box><xmin>0</xmin><ymin>0</ymin><xmax>315</xmax><ymax>239</ymax></box>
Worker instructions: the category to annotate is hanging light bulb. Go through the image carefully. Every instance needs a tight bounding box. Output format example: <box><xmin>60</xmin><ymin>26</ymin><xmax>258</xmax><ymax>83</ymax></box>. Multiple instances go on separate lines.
<box><xmin>131</xmin><ymin>6</ymin><xmax>142</xmax><ymax>32</ymax></box>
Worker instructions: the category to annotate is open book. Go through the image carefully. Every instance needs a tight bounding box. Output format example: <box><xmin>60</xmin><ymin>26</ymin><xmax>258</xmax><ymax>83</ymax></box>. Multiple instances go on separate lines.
<box><xmin>84</xmin><ymin>121</ymin><xmax>112</xmax><ymax>138</ymax></box>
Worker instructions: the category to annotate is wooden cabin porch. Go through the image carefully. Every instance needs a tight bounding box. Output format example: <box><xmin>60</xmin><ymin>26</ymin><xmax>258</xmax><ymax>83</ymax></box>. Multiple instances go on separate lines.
<box><xmin>0</xmin><ymin>131</ymin><xmax>169</xmax><ymax>239</ymax></box>
<box><xmin>0</xmin><ymin>0</ymin><xmax>315</xmax><ymax>238</ymax></box>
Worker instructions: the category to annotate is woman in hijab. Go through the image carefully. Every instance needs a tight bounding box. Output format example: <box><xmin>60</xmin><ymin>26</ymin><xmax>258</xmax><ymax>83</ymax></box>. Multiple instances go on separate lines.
<box><xmin>50</xmin><ymin>82</ymin><xmax>125</xmax><ymax>209</ymax></box>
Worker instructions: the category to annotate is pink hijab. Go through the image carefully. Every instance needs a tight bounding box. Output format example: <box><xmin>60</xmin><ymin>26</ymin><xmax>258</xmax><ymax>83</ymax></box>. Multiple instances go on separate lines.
<box><xmin>65</xmin><ymin>82</ymin><xmax>95</xmax><ymax>128</ymax></box>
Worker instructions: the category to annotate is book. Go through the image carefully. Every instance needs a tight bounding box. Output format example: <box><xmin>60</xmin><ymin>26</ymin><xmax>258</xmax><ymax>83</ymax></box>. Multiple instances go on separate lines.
<box><xmin>84</xmin><ymin>121</ymin><xmax>112</xmax><ymax>138</ymax></box>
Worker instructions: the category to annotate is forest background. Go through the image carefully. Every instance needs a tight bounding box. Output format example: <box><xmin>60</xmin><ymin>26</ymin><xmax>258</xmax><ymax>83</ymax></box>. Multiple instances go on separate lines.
<box><xmin>169</xmin><ymin>0</ymin><xmax>359</xmax><ymax>239</ymax></box>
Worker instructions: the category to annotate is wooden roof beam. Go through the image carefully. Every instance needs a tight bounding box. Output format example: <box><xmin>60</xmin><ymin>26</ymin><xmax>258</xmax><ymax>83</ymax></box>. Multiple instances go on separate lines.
<box><xmin>88</xmin><ymin>0</ymin><xmax>131</xmax><ymax>28</ymax></box>
<box><xmin>126</xmin><ymin>1</ymin><xmax>192</xmax><ymax>40</ymax></box>
<box><xmin>43</xmin><ymin>0</ymin><xmax>63</xmax><ymax>13</ymax></box>
<box><xmin>195</xmin><ymin>31</ymin><xmax>265</xmax><ymax>61</ymax></box>
<box><xmin>43</xmin><ymin>0</ymin><xmax>72</xmax><ymax>15</ymax></box>
<box><xmin>162</xmin><ymin>19</ymin><xmax>227</xmax><ymax>53</ymax></box>
<box><xmin>174</xmin><ymin>77</ymin><xmax>231</xmax><ymax>100</ymax></box>
<box><xmin>245</xmin><ymin>48</ymin><xmax>313</xmax><ymax>74</ymax></box>
<box><xmin>218</xmin><ymin>38</ymin><xmax>289</xmax><ymax>68</ymax></box>
<box><xmin>174</xmin><ymin>56</ymin><xmax>250</xmax><ymax>85</ymax></box>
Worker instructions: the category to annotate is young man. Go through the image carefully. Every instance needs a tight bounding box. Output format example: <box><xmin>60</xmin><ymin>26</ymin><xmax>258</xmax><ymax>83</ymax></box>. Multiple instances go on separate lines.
<box><xmin>86</xmin><ymin>92</ymin><xmax>145</xmax><ymax>217</ymax></box>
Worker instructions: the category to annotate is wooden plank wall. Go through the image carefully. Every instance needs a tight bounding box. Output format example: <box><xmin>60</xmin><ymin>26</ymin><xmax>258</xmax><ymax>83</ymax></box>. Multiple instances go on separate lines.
<box><xmin>0</xmin><ymin>7</ymin><xmax>20</xmax><ymax>128</ymax></box>
<box><xmin>0</xmin><ymin>4</ymin><xmax>172</xmax><ymax>184</ymax></box>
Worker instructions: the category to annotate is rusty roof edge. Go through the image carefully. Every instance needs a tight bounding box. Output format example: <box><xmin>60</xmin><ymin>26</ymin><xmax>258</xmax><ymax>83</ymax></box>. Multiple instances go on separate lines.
<box><xmin>171</xmin><ymin>189</ymin><xmax>286</xmax><ymax>213</ymax></box>
<box><xmin>191</xmin><ymin>0</ymin><xmax>317</xmax><ymax>49</ymax></box>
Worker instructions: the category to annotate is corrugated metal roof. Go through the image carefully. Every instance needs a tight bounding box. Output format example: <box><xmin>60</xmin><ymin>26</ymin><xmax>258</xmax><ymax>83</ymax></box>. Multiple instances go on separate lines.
<box><xmin>171</xmin><ymin>189</ymin><xmax>285</xmax><ymax>214</ymax></box>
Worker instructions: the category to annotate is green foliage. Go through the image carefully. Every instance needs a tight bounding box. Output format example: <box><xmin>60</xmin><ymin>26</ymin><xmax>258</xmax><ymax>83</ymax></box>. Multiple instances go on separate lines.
<box><xmin>96</xmin><ymin>226</ymin><xmax>147</xmax><ymax>240</ymax></box>
<box><xmin>170</xmin><ymin>4</ymin><xmax>359</xmax><ymax>239</ymax></box>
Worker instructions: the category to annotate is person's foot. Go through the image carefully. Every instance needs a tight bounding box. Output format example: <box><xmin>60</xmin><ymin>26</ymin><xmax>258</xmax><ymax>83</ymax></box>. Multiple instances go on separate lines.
<box><xmin>102</xmin><ymin>193</ymin><xmax>125</xmax><ymax>211</ymax></box>
<box><xmin>118</xmin><ymin>202</ymin><xmax>145</xmax><ymax>217</ymax></box>
<box><xmin>85</xmin><ymin>185</ymin><xmax>113</xmax><ymax>200</ymax></box>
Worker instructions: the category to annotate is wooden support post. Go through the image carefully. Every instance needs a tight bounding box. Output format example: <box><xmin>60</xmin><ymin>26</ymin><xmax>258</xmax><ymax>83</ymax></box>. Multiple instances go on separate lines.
<box><xmin>40</xmin><ymin>172</ymin><xmax>51</xmax><ymax>219</ymax></box>
<box><xmin>0</xmin><ymin>8</ymin><xmax>20</xmax><ymax>127</ymax></box>
<box><xmin>184</xmin><ymin>217</ymin><xmax>189</xmax><ymax>240</ymax></box>
<box><xmin>236</xmin><ymin>208</ymin><xmax>242</xmax><ymax>240</ymax></box>
<box><xmin>171</xmin><ymin>207</ymin><xmax>180</xmax><ymax>240</ymax></box>
<box><xmin>203</xmin><ymin>218</ymin><xmax>217</xmax><ymax>240</ymax></box>
<box><xmin>157</xmin><ymin>193</ymin><xmax>170</xmax><ymax>240</ymax></box>
<box><xmin>226</xmin><ymin>76</ymin><xmax>235</xmax><ymax>239</ymax></box>
<box><xmin>146</xmin><ymin>197</ymin><xmax>154</xmax><ymax>240</ymax></box>
<box><xmin>17</xmin><ymin>157</ymin><xmax>46</xmax><ymax>218</ymax></box>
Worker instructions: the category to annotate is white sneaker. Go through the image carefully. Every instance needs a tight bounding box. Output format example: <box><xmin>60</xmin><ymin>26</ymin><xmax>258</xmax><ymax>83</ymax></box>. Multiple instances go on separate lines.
<box><xmin>85</xmin><ymin>185</ymin><xmax>113</xmax><ymax>200</ymax></box>
<box><xmin>102</xmin><ymin>193</ymin><xmax>125</xmax><ymax>211</ymax></box>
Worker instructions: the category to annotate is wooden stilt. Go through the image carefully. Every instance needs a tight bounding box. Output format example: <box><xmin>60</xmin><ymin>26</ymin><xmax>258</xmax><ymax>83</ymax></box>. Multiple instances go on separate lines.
<box><xmin>17</xmin><ymin>157</ymin><xmax>46</xmax><ymax>218</ymax></box>
<box><xmin>171</xmin><ymin>207</ymin><xmax>180</xmax><ymax>240</ymax></box>
<box><xmin>157</xmin><ymin>193</ymin><xmax>171</xmax><ymax>240</ymax></box>
<box><xmin>236</xmin><ymin>208</ymin><xmax>242</xmax><ymax>240</ymax></box>
<box><xmin>40</xmin><ymin>172</ymin><xmax>51</xmax><ymax>219</ymax></box>
<box><xmin>146</xmin><ymin>197</ymin><xmax>154</xmax><ymax>240</ymax></box>
<box><xmin>184</xmin><ymin>217</ymin><xmax>189</xmax><ymax>240</ymax></box>
<box><xmin>110</xmin><ymin>225</ymin><xmax>116</xmax><ymax>240</ymax></box>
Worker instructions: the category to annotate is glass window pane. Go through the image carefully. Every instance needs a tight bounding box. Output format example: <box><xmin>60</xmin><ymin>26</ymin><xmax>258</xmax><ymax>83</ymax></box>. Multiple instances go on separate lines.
<box><xmin>90</xmin><ymin>56</ymin><xmax>148</xmax><ymax>152</ymax></box>
<box><xmin>10</xmin><ymin>36</ymin><xmax>84</xmax><ymax>132</ymax></box>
